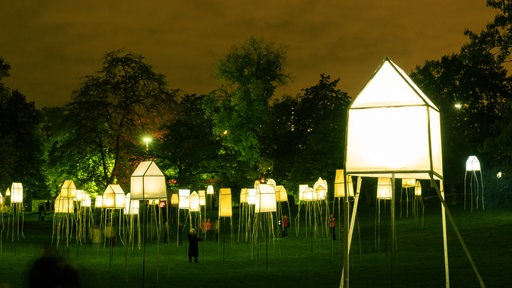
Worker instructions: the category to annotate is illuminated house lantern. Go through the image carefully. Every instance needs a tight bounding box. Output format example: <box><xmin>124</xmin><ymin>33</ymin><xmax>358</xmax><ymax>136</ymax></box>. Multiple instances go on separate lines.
<box><xmin>275</xmin><ymin>185</ymin><xmax>288</xmax><ymax>202</ymax></box>
<box><xmin>218</xmin><ymin>188</ymin><xmax>232</xmax><ymax>217</ymax></box>
<box><xmin>464</xmin><ymin>155</ymin><xmax>485</xmax><ymax>211</ymax></box>
<box><xmin>10</xmin><ymin>182</ymin><xmax>23</xmax><ymax>203</ymax></box>
<box><xmin>334</xmin><ymin>169</ymin><xmax>354</xmax><ymax>198</ymax></box>
<box><xmin>103</xmin><ymin>184</ymin><xmax>125</xmax><ymax>209</ymax></box>
<box><xmin>302</xmin><ymin>187</ymin><xmax>315</xmax><ymax>202</ymax></box>
<box><xmin>342</xmin><ymin>58</ymin><xmax>452</xmax><ymax>287</ymax></box>
<box><xmin>60</xmin><ymin>180</ymin><xmax>76</xmax><ymax>199</ymax></box>
<box><xmin>130</xmin><ymin>161</ymin><xmax>167</xmax><ymax>200</ymax></box>
<box><xmin>313</xmin><ymin>177</ymin><xmax>327</xmax><ymax>201</ymax></box>
<box><xmin>255</xmin><ymin>184</ymin><xmax>276</xmax><ymax>213</ymax></box>
<box><xmin>189</xmin><ymin>191</ymin><xmax>200</xmax><ymax>212</ymax></box>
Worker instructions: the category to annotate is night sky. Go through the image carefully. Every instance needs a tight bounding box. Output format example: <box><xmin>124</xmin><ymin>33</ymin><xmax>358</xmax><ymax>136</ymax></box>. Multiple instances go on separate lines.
<box><xmin>0</xmin><ymin>0</ymin><xmax>495</xmax><ymax>108</ymax></box>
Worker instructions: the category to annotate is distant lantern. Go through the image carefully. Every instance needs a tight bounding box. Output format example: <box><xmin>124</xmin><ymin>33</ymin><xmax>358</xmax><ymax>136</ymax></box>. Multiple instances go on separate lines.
<box><xmin>255</xmin><ymin>184</ymin><xmax>276</xmax><ymax>213</ymax></box>
<box><xmin>124</xmin><ymin>193</ymin><xmax>139</xmax><ymax>215</ymax></box>
<box><xmin>94</xmin><ymin>195</ymin><xmax>103</xmax><ymax>208</ymax></box>
<box><xmin>130</xmin><ymin>160</ymin><xmax>167</xmax><ymax>200</ymax></box>
<box><xmin>414</xmin><ymin>181</ymin><xmax>422</xmax><ymax>197</ymax></box>
<box><xmin>466</xmin><ymin>156</ymin><xmax>481</xmax><ymax>171</ymax></box>
<box><xmin>189</xmin><ymin>191</ymin><xmax>200</xmax><ymax>212</ymax></box>
<box><xmin>267</xmin><ymin>179</ymin><xmax>276</xmax><ymax>186</ymax></box>
<box><xmin>335</xmin><ymin>169</ymin><xmax>354</xmax><ymax>198</ymax></box>
<box><xmin>81</xmin><ymin>193</ymin><xmax>92</xmax><ymax>207</ymax></box>
<box><xmin>54</xmin><ymin>195</ymin><xmax>74</xmax><ymax>213</ymax></box>
<box><xmin>0</xmin><ymin>193</ymin><xmax>3</xmax><ymax>205</ymax></box>
<box><xmin>75</xmin><ymin>189</ymin><xmax>85</xmax><ymax>202</ymax></box>
<box><xmin>402</xmin><ymin>178</ymin><xmax>416</xmax><ymax>188</ymax></box>
<box><xmin>313</xmin><ymin>177</ymin><xmax>328</xmax><ymax>200</ymax></box>
<box><xmin>179</xmin><ymin>189</ymin><xmax>190</xmax><ymax>209</ymax></box>
<box><xmin>302</xmin><ymin>187</ymin><xmax>315</xmax><ymax>202</ymax></box>
<box><xmin>60</xmin><ymin>180</ymin><xmax>76</xmax><ymax>199</ymax></box>
<box><xmin>299</xmin><ymin>184</ymin><xmax>309</xmax><ymax>201</ymax></box>
<box><xmin>103</xmin><ymin>184</ymin><xmax>125</xmax><ymax>209</ymax></box>
<box><xmin>275</xmin><ymin>185</ymin><xmax>288</xmax><ymax>202</ymax></box>
<box><xmin>198</xmin><ymin>190</ymin><xmax>206</xmax><ymax>206</ymax></box>
<box><xmin>207</xmin><ymin>185</ymin><xmax>214</xmax><ymax>195</ymax></box>
<box><xmin>170</xmin><ymin>193</ymin><xmax>179</xmax><ymax>206</ymax></box>
<box><xmin>10</xmin><ymin>182</ymin><xmax>23</xmax><ymax>203</ymax></box>
<box><xmin>218</xmin><ymin>188</ymin><xmax>232</xmax><ymax>217</ymax></box>
<box><xmin>240</xmin><ymin>188</ymin><xmax>248</xmax><ymax>204</ymax></box>
<box><xmin>5</xmin><ymin>188</ymin><xmax>10</xmax><ymax>197</ymax></box>
<box><xmin>247</xmin><ymin>188</ymin><xmax>256</xmax><ymax>205</ymax></box>
<box><xmin>377</xmin><ymin>178</ymin><xmax>393</xmax><ymax>199</ymax></box>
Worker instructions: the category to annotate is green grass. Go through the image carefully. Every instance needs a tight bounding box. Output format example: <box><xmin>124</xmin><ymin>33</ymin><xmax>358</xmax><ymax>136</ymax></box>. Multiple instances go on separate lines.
<box><xmin>0</xmin><ymin>202</ymin><xmax>511</xmax><ymax>288</ymax></box>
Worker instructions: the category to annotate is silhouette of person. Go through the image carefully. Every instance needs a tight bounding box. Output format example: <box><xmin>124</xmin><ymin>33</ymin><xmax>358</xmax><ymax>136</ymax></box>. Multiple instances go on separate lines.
<box><xmin>187</xmin><ymin>228</ymin><xmax>202</xmax><ymax>263</ymax></box>
<box><xmin>28</xmin><ymin>245</ymin><xmax>80</xmax><ymax>288</ymax></box>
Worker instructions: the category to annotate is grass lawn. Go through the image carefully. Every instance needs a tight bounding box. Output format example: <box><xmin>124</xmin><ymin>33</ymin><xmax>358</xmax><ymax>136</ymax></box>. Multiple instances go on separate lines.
<box><xmin>0</xmin><ymin>200</ymin><xmax>510</xmax><ymax>288</ymax></box>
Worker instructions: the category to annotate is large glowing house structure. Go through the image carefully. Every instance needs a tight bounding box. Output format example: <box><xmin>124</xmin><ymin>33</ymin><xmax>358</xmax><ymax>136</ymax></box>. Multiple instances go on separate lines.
<box><xmin>341</xmin><ymin>58</ymin><xmax>483</xmax><ymax>288</ymax></box>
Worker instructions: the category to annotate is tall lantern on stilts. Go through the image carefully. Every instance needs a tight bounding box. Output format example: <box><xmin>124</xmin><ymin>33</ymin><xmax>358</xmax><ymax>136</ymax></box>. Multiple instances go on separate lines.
<box><xmin>464</xmin><ymin>155</ymin><xmax>484</xmax><ymax>212</ymax></box>
<box><xmin>9</xmin><ymin>182</ymin><xmax>24</xmax><ymax>242</ymax></box>
<box><xmin>130</xmin><ymin>160</ymin><xmax>167</xmax><ymax>284</ymax></box>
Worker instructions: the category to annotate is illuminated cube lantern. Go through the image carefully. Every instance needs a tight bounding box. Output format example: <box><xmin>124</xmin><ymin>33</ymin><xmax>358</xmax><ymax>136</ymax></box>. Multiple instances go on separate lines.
<box><xmin>10</xmin><ymin>182</ymin><xmax>23</xmax><ymax>203</ymax></box>
<box><xmin>414</xmin><ymin>181</ymin><xmax>422</xmax><ymax>197</ymax></box>
<box><xmin>124</xmin><ymin>193</ymin><xmax>139</xmax><ymax>215</ymax></box>
<box><xmin>103</xmin><ymin>184</ymin><xmax>125</xmax><ymax>209</ymax></box>
<box><xmin>81</xmin><ymin>193</ymin><xmax>92</xmax><ymax>207</ymax></box>
<box><xmin>198</xmin><ymin>190</ymin><xmax>206</xmax><ymax>206</ymax></box>
<box><xmin>75</xmin><ymin>189</ymin><xmax>85</xmax><ymax>202</ymax></box>
<box><xmin>218</xmin><ymin>188</ymin><xmax>232</xmax><ymax>217</ymax></box>
<box><xmin>178</xmin><ymin>189</ymin><xmax>190</xmax><ymax>209</ymax></box>
<box><xmin>60</xmin><ymin>180</ymin><xmax>76</xmax><ymax>199</ymax></box>
<box><xmin>255</xmin><ymin>184</ymin><xmax>276</xmax><ymax>213</ymax></box>
<box><xmin>170</xmin><ymin>193</ymin><xmax>179</xmax><ymax>206</ymax></box>
<box><xmin>130</xmin><ymin>161</ymin><xmax>167</xmax><ymax>200</ymax></box>
<box><xmin>240</xmin><ymin>188</ymin><xmax>248</xmax><ymax>204</ymax></box>
<box><xmin>402</xmin><ymin>178</ymin><xmax>416</xmax><ymax>188</ymax></box>
<box><xmin>94</xmin><ymin>195</ymin><xmax>103</xmax><ymax>208</ymax></box>
<box><xmin>334</xmin><ymin>169</ymin><xmax>354</xmax><ymax>198</ymax></box>
<box><xmin>377</xmin><ymin>177</ymin><xmax>393</xmax><ymax>200</ymax></box>
<box><xmin>275</xmin><ymin>185</ymin><xmax>288</xmax><ymax>202</ymax></box>
<box><xmin>298</xmin><ymin>184</ymin><xmax>309</xmax><ymax>201</ymax></box>
<box><xmin>55</xmin><ymin>195</ymin><xmax>74</xmax><ymax>213</ymax></box>
<box><xmin>189</xmin><ymin>191</ymin><xmax>200</xmax><ymax>212</ymax></box>
<box><xmin>247</xmin><ymin>188</ymin><xmax>256</xmax><ymax>205</ymax></box>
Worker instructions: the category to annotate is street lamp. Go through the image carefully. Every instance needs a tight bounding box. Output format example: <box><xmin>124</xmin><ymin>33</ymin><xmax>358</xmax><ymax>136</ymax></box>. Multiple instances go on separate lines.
<box><xmin>143</xmin><ymin>137</ymin><xmax>151</xmax><ymax>152</ymax></box>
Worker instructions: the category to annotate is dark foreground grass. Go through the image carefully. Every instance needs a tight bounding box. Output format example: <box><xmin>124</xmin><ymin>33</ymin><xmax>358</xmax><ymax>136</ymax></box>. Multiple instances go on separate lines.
<box><xmin>0</xmin><ymin>202</ymin><xmax>511</xmax><ymax>288</ymax></box>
